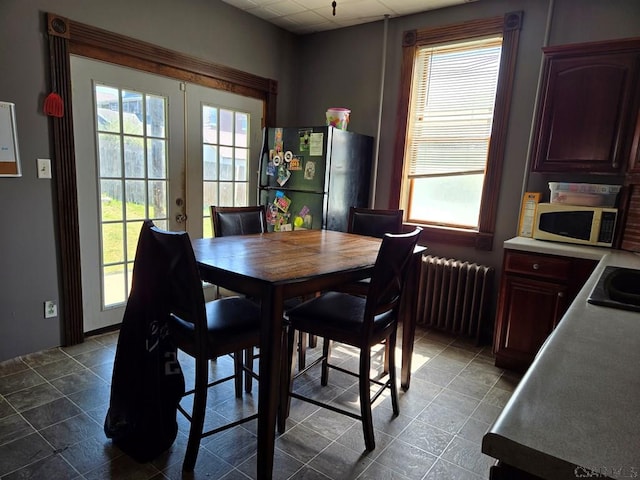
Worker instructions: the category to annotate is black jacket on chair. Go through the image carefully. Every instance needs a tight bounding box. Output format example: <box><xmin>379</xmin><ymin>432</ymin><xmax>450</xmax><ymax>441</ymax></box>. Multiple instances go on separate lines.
<box><xmin>104</xmin><ymin>221</ymin><xmax>185</xmax><ymax>462</ymax></box>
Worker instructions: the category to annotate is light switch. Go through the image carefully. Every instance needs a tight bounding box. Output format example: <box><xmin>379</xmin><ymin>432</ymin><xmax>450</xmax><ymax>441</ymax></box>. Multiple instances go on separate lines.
<box><xmin>37</xmin><ymin>158</ymin><xmax>52</xmax><ymax>179</ymax></box>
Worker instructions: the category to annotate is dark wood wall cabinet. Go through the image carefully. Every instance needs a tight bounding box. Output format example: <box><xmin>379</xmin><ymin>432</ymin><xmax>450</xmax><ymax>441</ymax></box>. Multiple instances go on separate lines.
<box><xmin>493</xmin><ymin>250</ymin><xmax>596</xmax><ymax>371</ymax></box>
<box><xmin>531</xmin><ymin>38</ymin><xmax>640</xmax><ymax>174</ymax></box>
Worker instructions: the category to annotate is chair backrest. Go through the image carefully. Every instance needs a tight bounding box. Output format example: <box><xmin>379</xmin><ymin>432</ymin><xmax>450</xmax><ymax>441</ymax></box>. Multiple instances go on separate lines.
<box><xmin>347</xmin><ymin>207</ymin><xmax>404</xmax><ymax>238</ymax></box>
<box><xmin>143</xmin><ymin>221</ymin><xmax>208</xmax><ymax>346</ymax></box>
<box><xmin>363</xmin><ymin>227</ymin><xmax>421</xmax><ymax>336</ymax></box>
<box><xmin>211</xmin><ymin>205</ymin><xmax>267</xmax><ymax>237</ymax></box>
<box><xmin>105</xmin><ymin>219</ymin><xmax>189</xmax><ymax>461</ymax></box>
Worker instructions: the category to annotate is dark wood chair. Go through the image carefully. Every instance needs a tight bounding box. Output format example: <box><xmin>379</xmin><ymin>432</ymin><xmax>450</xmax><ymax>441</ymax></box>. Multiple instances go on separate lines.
<box><xmin>211</xmin><ymin>205</ymin><xmax>267</xmax><ymax>238</ymax></box>
<box><xmin>297</xmin><ymin>208</ymin><xmax>406</xmax><ymax>370</ymax></box>
<box><xmin>210</xmin><ymin>205</ymin><xmax>266</xmax><ymax>393</ymax></box>
<box><xmin>327</xmin><ymin>207</ymin><xmax>405</xmax><ymax>372</ymax></box>
<box><xmin>348</xmin><ymin>207</ymin><xmax>404</xmax><ymax>238</ymax></box>
<box><xmin>146</xmin><ymin>221</ymin><xmax>261</xmax><ymax>472</ymax></box>
<box><xmin>210</xmin><ymin>205</ymin><xmax>312</xmax><ymax>387</ymax></box>
<box><xmin>339</xmin><ymin>207</ymin><xmax>405</xmax><ymax>296</ymax></box>
<box><xmin>279</xmin><ymin>227</ymin><xmax>422</xmax><ymax>451</ymax></box>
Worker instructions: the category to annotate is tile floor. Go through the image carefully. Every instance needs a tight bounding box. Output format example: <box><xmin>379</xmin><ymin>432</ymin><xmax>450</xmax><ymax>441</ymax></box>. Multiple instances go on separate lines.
<box><xmin>0</xmin><ymin>326</ymin><xmax>521</xmax><ymax>479</ymax></box>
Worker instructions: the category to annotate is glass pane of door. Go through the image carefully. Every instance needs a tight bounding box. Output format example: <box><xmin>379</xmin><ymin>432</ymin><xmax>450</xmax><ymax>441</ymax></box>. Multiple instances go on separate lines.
<box><xmin>95</xmin><ymin>85</ymin><xmax>169</xmax><ymax>308</ymax></box>
<box><xmin>202</xmin><ymin>107</ymin><xmax>251</xmax><ymax>237</ymax></box>
<box><xmin>185</xmin><ymin>84</ymin><xmax>263</xmax><ymax>239</ymax></box>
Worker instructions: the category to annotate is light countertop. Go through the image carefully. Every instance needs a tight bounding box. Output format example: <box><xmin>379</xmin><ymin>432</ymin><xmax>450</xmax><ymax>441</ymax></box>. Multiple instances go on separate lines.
<box><xmin>503</xmin><ymin>236</ymin><xmax>610</xmax><ymax>260</ymax></box>
<box><xmin>482</xmin><ymin>237</ymin><xmax>640</xmax><ymax>479</ymax></box>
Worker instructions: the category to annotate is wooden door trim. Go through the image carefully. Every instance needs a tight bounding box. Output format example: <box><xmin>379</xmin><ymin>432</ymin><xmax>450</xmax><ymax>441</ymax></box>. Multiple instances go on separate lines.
<box><xmin>46</xmin><ymin>12</ymin><xmax>278</xmax><ymax>345</ymax></box>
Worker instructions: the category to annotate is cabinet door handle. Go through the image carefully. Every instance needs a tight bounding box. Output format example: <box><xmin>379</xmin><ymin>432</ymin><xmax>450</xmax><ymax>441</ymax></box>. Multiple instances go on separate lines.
<box><xmin>558</xmin><ymin>292</ymin><xmax>564</xmax><ymax>298</ymax></box>
<box><xmin>532</xmin><ymin>263</ymin><xmax>540</xmax><ymax>270</ymax></box>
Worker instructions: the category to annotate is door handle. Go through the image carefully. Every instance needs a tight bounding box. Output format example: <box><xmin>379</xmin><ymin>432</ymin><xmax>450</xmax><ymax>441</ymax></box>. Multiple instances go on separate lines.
<box><xmin>176</xmin><ymin>213</ymin><xmax>188</xmax><ymax>223</ymax></box>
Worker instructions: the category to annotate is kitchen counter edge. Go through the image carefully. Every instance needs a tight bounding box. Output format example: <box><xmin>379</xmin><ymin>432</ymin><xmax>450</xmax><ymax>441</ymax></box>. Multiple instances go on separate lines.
<box><xmin>482</xmin><ymin>236</ymin><xmax>640</xmax><ymax>479</ymax></box>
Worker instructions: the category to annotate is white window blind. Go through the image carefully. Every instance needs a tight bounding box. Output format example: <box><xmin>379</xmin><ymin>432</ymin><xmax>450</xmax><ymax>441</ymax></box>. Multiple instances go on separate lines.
<box><xmin>407</xmin><ymin>37</ymin><xmax>502</xmax><ymax>179</ymax></box>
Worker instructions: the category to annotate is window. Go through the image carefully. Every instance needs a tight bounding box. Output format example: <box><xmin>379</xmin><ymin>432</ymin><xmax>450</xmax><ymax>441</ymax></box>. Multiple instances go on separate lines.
<box><xmin>407</xmin><ymin>37</ymin><xmax>502</xmax><ymax>227</ymax></box>
<box><xmin>391</xmin><ymin>12</ymin><xmax>522</xmax><ymax>250</ymax></box>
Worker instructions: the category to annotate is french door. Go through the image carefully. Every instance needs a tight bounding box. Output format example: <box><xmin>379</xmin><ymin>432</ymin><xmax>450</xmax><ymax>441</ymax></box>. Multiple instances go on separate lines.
<box><xmin>70</xmin><ymin>56</ymin><xmax>262</xmax><ymax>332</ymax></box>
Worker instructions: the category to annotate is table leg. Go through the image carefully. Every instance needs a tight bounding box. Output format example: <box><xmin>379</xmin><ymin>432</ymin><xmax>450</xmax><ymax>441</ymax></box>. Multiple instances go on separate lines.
<box><xmin>401</xmin><ymin>252</ymin><xmax>421</xmax><ymax>391</ymax></box>
<box><xmin>256</xmin><ymin>286</ymin><xmax>283</xmax><ymax>480</ymax></box>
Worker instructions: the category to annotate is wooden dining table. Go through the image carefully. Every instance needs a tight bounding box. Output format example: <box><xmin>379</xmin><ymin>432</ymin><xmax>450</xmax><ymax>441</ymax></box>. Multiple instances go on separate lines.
<box><xmin>191</xmin><ymin>229</ymin><xmax>424</xmax><ymax>479</ymax></box>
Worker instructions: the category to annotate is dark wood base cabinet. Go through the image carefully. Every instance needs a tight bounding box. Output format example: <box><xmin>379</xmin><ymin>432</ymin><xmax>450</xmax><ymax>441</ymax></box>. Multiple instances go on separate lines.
<box><xmin>493</xmin><ymin>250</ymin><xmax>596</xmax><ymax>371</ymax></box>
<box><xmin>490</xmin><ymin>462</ymin><xmax>544</xmax><ymax>480</ymax></box>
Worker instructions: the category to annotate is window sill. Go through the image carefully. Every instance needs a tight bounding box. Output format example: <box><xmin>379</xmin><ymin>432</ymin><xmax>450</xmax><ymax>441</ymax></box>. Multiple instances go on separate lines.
<box><xmin>404</xmin><ymin>223</ymin><xmax>494</xmax><ymax>251</ymax></box>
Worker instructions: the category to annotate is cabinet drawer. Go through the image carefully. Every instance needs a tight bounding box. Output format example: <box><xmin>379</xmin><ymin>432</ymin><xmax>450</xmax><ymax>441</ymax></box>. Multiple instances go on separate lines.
<box><xmin>504</xmin><ymin>251</ymin><xmax>571</xmax><ymax>281</ymax></box>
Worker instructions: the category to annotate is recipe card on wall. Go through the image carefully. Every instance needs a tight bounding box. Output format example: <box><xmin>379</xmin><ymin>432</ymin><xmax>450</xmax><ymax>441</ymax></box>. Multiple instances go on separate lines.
<box><xmin>0</xmin><ymin>102</ymin><xmax>21</xmax><ymax>177</ymax></box>
<box><xmin>518</xmin><ymin>192</ymin><xmax>541</xmax><ymax>237</ymax></box>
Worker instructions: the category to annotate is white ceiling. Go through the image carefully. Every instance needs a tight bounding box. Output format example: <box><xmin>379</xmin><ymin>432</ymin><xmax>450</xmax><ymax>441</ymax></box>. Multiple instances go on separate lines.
<box><xmin>221</xmin><ymin>0</ymin><xmax>476</xmax><ymax>34</ymax></box>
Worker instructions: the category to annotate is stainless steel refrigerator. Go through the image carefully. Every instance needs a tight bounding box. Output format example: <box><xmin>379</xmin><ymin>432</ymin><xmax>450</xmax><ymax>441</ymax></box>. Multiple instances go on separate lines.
<box><xmin>258</xmin><ymin>126</ymin><xmax>373</xmax><ymax>232</ymax></box>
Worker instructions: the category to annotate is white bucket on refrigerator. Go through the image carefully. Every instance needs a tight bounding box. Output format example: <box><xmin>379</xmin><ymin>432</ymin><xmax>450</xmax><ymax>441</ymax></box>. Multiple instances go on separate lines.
<box><xmin>326</xmin><ymin>108</ymin><xmax>350</xmax><ymax>130</ymax></box>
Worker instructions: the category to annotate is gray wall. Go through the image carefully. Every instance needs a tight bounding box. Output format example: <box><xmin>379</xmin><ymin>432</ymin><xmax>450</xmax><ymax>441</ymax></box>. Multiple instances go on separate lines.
<box><xmin>295</xmin><ymin>0</ymin><xmax>640</xmax><ymax>265</ymax></box>
<box><xmin>293</xmin><ymin>0</ymin><xmax>640</xmax><ymax>336</ymax></box>
<box><xmin>2</xmin><ymin>0</ymin><xmax>640</xmax><ymax>360</ymax></box>
<box><xmin>0</xmin><ymin>0</ymin><xmax>297</xmax><ymax>360</ymax></box>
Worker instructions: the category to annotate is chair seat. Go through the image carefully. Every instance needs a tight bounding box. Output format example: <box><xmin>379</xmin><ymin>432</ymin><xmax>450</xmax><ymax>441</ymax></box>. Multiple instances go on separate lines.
<box><xmin>286</xmin><ymin>292</ymin><xmax>395</xmax><ymax>345</ymax></box>
<box><xmin>169</xmin><ymin>296</ymin><xmax>261</xmax><ymax>358</ymax></box>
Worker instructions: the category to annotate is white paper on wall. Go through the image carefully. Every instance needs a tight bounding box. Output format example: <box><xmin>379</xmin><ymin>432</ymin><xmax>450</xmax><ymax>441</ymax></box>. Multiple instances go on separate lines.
<box><xmin>0</xmin><ymin>101</ymin><xmax>21</xmax><ymax>176</ymax></box>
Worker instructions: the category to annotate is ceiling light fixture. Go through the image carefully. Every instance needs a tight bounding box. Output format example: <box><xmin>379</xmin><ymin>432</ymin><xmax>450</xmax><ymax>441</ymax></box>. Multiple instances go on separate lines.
<box><xmin>332</xmin><ymin>1</ymin><xmax>337</xmax><ymax>16</ymax></box>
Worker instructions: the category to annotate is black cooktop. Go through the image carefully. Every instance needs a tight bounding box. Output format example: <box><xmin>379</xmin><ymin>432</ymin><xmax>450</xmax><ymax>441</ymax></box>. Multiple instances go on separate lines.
<box><xmin>587</xmin><ymin>266</ymin><xmax>640</xmax><ymax>313</ymax></box>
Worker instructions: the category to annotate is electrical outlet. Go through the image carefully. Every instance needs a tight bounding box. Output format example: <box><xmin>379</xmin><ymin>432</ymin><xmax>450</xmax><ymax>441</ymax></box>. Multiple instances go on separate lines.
<box><xmin>44</xmin><ymin>301</ymin><xmax>57</xmax><ymax>318</ymax></box>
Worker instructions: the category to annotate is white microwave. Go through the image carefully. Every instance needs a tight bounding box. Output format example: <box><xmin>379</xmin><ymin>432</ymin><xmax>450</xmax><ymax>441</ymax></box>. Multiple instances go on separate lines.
<box><xmin>532</xmin><ymin>203</ymin><xmax>618</xmax><ymax>247</ymax></box>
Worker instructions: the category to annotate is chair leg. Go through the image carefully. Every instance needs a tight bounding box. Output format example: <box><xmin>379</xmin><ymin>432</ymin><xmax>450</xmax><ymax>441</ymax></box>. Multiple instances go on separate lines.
<box><xmin>359</xmin><ymin>347</ymin><xmax>375</xmax><ymax>451</ymax></box>
<box><xmin>183</xmin><ymin>356</ymin><xmax>208</xmax><ymax>471</ymax></box>
<box><xmin>233</xmin><ymin>350</ymin><xmax>243</xmax><ymax>398</ymax></box>
<box><xmin>298</xmin><ymin>332</ymin><xmax>319</xmax><ymax>370</ymax></box>
<box><xmin>388</xmin><ymin>331</ymin><xmax>399</xmax><ymax>416</ymax></box>
<box><xmin>320</xmin><ymin>338</ymin><xmax>331</xmax><ymax>386</ymax></box>
<box><xmin>298</xmin><ymin>331</ymin><xmax>307</xmax><ymax>370</ymax></box>
<box><xmin>278</xmin><ymin>325</ymin><xmax>297</xmax><ymax>433</ymax></box>
<box><xmin>244</xmin><ymin>347</ymin><xmax>254</xmax><ymax>393</ymax></box>
<box><xmin>383</xmin><ymin>340</ymin><xmax>390</xmax><ymax>375</ymax></box>
<box><xmin>306</xmin><ymin>293</ymin><xmax>319</xmax><ymax>350</ymax></box>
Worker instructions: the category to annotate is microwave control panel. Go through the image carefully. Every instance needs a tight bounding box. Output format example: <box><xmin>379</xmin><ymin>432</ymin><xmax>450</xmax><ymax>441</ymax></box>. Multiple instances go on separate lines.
<box><xmin>598</xmin><ymin>211</ymin><xmax>617</xmax><ymax>244</ymax></box>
